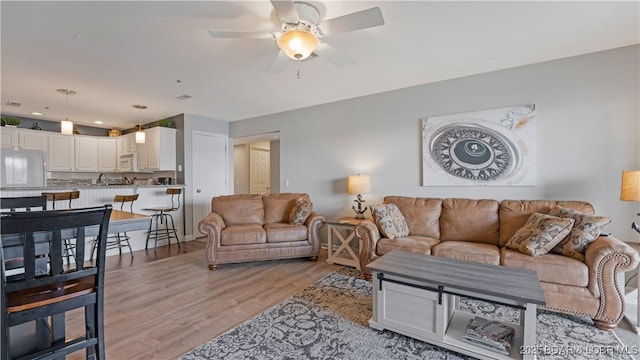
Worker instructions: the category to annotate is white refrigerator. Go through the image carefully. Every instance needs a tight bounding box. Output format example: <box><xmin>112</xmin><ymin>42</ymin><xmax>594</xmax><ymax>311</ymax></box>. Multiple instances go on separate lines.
<box><xmin>1</xmin><ymin>148</ymin><xmax>46</xmax><ymax>188</ymax></box>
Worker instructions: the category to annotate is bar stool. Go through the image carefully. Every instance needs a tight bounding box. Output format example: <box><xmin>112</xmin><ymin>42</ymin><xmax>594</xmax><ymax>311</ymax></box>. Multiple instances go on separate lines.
<box><xmin>91</xmin><ymin>194</ymin><xmax>138</xmax><ymax>259</ymax></box>
<box><xmin>143</xmin><ymin>188</ymin><xmax>182</xmax><ymax>249</ymax></box>
<box><xmin>42</xmin><ymin>190</ymin><xmax>80</xmax><ymax>264</ymax></box>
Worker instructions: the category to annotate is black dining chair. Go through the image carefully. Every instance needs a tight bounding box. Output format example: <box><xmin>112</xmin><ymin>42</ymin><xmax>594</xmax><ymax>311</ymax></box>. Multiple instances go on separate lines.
<box><xmin>1</xmin><ymin>205</ymin><xmax>112</xmax><ymax>360</ymax></box>
<box><xmin>42</xmin><ymin>191</ymin><xmax>81</xmax><ymax>264</ymax></box>
<box><xmin>0</xmin><ymin>195</ymin><xmax>47</xmax><ymax>212</ymax></box>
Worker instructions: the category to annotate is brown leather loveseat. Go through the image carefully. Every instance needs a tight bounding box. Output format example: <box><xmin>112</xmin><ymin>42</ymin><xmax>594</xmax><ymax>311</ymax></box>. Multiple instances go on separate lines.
<box><xmin>355</xmin><ymin>196</ymin><xmax>640</xmax><ymax>330</ymax></box>
<box><xmin>198</xmin><ymin>193</ymin><xmax>324</xmax><ymax>271</ymax></box>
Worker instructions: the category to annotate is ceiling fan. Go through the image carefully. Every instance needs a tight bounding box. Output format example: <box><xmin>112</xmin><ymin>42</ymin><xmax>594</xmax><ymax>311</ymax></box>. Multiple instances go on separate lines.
<box><xmin>208</xmin><ymin>0</ymin><xmax>385</xmax><ymax>73</ymax></box>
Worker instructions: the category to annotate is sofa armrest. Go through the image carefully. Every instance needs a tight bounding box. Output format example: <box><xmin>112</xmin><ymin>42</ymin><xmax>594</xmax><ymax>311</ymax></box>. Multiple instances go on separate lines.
<box><xmin>355</xmin><ymin>220</ymin><xmax>381</xmax><ymax>279</ymax></box>
<box><xmin>305</xmin><ymin>212</ymin><xmax>325</xmax><ymax>257</ymax></box>
<box><xmin>198</xmin><ymin>212</ymin><xmax>226</xmax><ymax>271</ymax></box>
<box><xmin>585</xmin><ymin>235</ymin><xmax>640</xmax><ymax>326</ymax></box>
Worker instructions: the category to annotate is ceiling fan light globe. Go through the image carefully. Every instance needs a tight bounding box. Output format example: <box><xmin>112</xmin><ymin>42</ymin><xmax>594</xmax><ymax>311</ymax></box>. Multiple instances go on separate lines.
<box><xmin>277</xmin><ymin>29</ymin><xmax>318</xmax><ymax>61</ymax></box>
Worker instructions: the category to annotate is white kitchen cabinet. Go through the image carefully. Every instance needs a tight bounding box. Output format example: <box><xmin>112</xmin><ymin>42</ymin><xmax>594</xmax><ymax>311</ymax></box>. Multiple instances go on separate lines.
<box><xmin>1</xmin><ymin>127</ymin><xmax>19</xmax><ymax>148</ymax></box>
<box><xmin>75</xmin><ymin>136</ymin><xmax>98</xmax><ymax>172</ymax></box>
<box><xmin>48</xmin><ymin>134</ymin><xmax>75</xmax><ymax>171</ymax></box>
<box><xmin>19</xmin><ymin>129</ymin><xmax>48</xmax><ymax>152</ymax></box>
<box><xmin>120</xmin><ymin>132</ymin><xmax>137</xmax><ymax>155</ymax></box>
<box><xmin>137</xmin><ymin>127</ymin><xmax>176</xmax><ymax>171</ymax></box>
<box><xmin>97</xmin><ymin>138</ymin><xmax>118</xmax><ymax>172</ymax></box>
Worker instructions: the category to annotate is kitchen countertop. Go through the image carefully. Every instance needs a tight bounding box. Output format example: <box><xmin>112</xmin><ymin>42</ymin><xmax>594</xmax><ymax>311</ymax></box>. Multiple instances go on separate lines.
<box><xmin>1</xmin><ymin>184</ymin><xmax>186</xmax><ymax>191</ymax></box>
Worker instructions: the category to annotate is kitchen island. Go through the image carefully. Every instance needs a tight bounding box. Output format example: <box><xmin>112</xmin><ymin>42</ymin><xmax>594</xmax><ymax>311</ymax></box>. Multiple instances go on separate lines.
<box><xmin>0</xmin><ymin>184</ymin><xmax>186</xmax><ymax>258</ymax></box>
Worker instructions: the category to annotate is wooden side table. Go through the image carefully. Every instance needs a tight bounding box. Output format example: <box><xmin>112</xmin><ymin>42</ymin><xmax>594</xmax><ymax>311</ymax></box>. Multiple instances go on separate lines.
<box><xmin>326</xmin><ymin>217</ymin><xmax>367</xmax><ymax>270</ymax></box>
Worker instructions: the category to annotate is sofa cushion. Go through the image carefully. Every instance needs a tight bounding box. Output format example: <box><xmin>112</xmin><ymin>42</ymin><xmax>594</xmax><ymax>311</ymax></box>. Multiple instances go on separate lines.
<box><xmin>440</xmin><ymin>198</ymin><xmax>499</xmax><ymax>245</ymax></box>
<box><xmin>384</xmin><ymin>196</ymin><xmax>441</xmax><ymax>238</ymax></box>
<box><xmin>264</xmin><ymin>223</ymin><xmax>308</xmax><ymax>243</ymax></box>
<box><xmin>499</xmin><ymin>200</ymin><xmax>595</xmax><ymax>247</ymax></box>
<box><xmin>263</xmin><ymin>193</ymin><xmax>310</xmax><ymax>224</ymax></box>
<box><xmin>432</xmin><ymin>241</ymin><xmax>500</xmax><ymax>265</ymax></box>
<box><xmin>504</xmin><ymin>213</ymin><xmax>574</xmax><ymax>256</ymax></box>
<box><xmin>549</xmin><ymin>206</ymin><xmax>611</xmax><ymax>261</ymax></box>
<box><xmin>220</xmin><ymin>224</ymin><xmax>266</xmax><ymax>246</ymax></box>
<box><xmin>500</xmin><ymin>248</ymin><xmax>589</xmax><ymax>287</ymax></box>
<box><xmin>376</xmin><ymin>236</ymin><xmax>439</xmax><ymax>256</ymax></box>
<box><xmin>371</xmin><ymin>203</ymin><xmax>409</xmax><ymax>239</ymax></box>
<box><xmin>212</xmin><ymin>194</ymin><xmax>264</xmax><ymax>226</ymax></box>
<box><xmin>288</xmin><ymin>197</ymin><xmax>313</xmax><ymax>225</ymax></box>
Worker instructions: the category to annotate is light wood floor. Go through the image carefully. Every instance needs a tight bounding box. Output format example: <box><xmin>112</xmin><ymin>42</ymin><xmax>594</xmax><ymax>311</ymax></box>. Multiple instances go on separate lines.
<box><xmin>67</xmin><ymin>239</ymin><xmax>340</xmax><ymax>359</ymax></box>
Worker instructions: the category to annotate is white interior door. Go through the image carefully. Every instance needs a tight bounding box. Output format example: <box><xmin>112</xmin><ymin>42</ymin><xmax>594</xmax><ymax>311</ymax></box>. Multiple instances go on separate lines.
<box><xmin>249</xmin><ymin>144</ymin><xmax>270</xmax><ymax>194</ymax></box>
<box><xmin>192</xmin><ymin>132</ymin><xmax>227</xmax><ymax>237</ymax></box>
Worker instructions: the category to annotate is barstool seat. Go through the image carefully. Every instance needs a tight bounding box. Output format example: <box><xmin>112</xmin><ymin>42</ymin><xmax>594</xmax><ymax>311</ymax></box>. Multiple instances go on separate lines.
<box><xmin>143</xmin><ymin>188</ymin><xmax>181</xmax><ymax>249</ymax></box>
<box><xmin>41</xmin><ymin>190</ymin><xmax>80</xmax><ymax>264</ymax></box>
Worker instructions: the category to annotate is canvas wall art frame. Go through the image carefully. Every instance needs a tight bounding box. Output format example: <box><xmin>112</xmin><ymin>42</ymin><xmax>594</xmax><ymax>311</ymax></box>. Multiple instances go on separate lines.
<box><xmin>422</xmin><ymin>104</ymin><xmax>536</xmax><ymax>186</ymax></box>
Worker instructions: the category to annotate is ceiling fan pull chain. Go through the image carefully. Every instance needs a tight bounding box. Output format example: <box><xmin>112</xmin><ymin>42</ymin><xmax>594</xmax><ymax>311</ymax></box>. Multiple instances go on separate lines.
<box><xmin>296</xmin><ymin>60</ymin><xmax>301</xmax><ymax>80</ymax></box>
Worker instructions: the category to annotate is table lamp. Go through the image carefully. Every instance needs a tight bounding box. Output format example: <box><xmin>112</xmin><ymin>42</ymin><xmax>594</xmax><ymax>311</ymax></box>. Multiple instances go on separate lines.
<box><xmin>620</xmin><ymin>170</ymin><xmax>640</xmax><ymax>234</ymax></box>
<box><xmin>348</xmin><ymin>174</ymin><xmax>372</xmax><ymax>219</ymax></box>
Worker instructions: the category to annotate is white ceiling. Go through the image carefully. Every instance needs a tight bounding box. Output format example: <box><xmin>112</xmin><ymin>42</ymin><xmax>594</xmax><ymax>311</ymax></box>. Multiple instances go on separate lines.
<box><xmin>1</xmin><ymin>1</ymin><xmax>638</xmax><ymax>130</ymax></box>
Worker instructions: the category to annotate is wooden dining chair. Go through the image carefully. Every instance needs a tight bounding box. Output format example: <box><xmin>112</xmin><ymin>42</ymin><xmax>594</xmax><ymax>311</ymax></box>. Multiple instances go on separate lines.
<box><xmin>1</xmin><ymin>205</ymin><xmax>112</xmax><ymax>360</ymax></box>
<box><xmin>90</xmin><ymin>194</ymin><xmax>138</xmax><ymax>259</ymax></box>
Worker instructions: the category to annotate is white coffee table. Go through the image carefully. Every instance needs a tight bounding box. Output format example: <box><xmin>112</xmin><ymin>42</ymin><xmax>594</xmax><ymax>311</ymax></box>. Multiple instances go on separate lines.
<box><xmin>367</xmin><ymin>250</ymin><xmax>546</xmax><ymax>360</ymax></box>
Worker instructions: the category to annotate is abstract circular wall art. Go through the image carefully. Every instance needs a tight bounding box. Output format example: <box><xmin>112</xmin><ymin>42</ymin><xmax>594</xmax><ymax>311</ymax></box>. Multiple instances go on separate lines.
<box><xmin>422</xmin><ymin>105</ymin><xmax>536</xmax><ymax>186</ymax></box>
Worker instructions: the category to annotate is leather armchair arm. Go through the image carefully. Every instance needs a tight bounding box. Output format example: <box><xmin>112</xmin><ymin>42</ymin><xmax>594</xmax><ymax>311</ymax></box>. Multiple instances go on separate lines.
<box><xmin>355</xmin><ymin>220</ymin><xmax>381</xmax><ymax>279</ymax></box>
<box><xmin>198</xmin><ymin>212</ymin><xmax>226</xmax><ymax>271</ymax></box>
<box><xmin>585</xmin><ymin>235</ymin><xmax>640</xmax><ymax>327</ymax></box>
<box><xmin>306</xmin><ymin>212</ymin><xmax>325</xmax><ymax>257</ymax></box>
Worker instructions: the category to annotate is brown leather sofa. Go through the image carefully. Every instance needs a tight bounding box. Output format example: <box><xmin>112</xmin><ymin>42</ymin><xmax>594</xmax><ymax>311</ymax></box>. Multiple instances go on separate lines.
<box><xmin>355</xmin><ymin>196</ymin><xmax>640</xmax><ymax>330</ymax></box>
<box><xmin>198</xmin><ymin>193</ymin><xmax>324</xmax><ymax>270</ymax></box>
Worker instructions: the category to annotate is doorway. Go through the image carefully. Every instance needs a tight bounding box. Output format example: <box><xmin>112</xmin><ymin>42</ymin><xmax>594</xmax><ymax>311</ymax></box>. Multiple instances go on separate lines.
<box><xmin>233</xmin><ymin>132</ymin><xmax>280</xmax><ymax>195</ymax></box>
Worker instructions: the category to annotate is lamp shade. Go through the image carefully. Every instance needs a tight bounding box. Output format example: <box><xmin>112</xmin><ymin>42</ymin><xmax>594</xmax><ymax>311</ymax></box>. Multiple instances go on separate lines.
<box><xmin>277</xmin><ymin>29</ymin><xmax>318</xmax><ymax>60</ymax></box>
<box><xmin>135</xmin><ymin>130</ymin><xmax>146</xmax><ymax>144</ymax></box>
<box><xmin>348</xmin><ymin>174</ymin><xmax>372</xmax><ymax>195</ymax></box>
<box><xmin>621</xmin><ymin>170</ymin><xmax>640</xmax><ymax>201</ymax></box>
<box><xmin>61</xmin><ymin>120</ymin><xmax>73</xmax><ymax>135</ymax></box>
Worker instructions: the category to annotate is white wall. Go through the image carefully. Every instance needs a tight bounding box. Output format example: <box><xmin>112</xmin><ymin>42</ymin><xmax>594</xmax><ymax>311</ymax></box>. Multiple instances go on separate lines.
<box><xmin>230</xmin><ymin>45</ymin><xmax>640</xmax><ymax>242</ymax></box>
<box><xmin>233</xmin><ymin>144</ymin><xmax>249</xmax><ymax>194</ymax></box>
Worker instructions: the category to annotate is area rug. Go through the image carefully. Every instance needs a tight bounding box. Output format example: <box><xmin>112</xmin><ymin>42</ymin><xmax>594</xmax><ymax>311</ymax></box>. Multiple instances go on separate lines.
<box><xmin>179</xmin><ymin>269</ymin><xmax>634</xmax><ymax>360</ymax></box>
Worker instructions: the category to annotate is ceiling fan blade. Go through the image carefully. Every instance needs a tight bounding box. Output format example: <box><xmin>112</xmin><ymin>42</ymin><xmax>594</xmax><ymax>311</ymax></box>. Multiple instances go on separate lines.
<box><xmin>208</xmin><ymin>30</ymin><xmax>275</xmax><ymax>39</ymax></box>
<box><xmin>267</xmin><ymin>50</ymin><xmax>290</xmax><ymax>73</ymax></box>
<box><xmin>270</xmin><ymin>0</ymin><xmax>299</xmax><ymax>23</ymax></box>
<box><xmin>317</xmin><ymin>7</ymin><xmax>384</xmax><ymax>36</ymax></box>
<box><xmin>313</xmin><ymin>41</ymin><xmax>356</xmax><ymax>68</ymax></box>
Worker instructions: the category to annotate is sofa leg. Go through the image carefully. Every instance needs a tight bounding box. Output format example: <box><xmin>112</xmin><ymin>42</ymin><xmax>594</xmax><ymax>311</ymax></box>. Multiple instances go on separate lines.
<box><xmin>208</xmin><ymin>264</ymin><xmax>219</xmax><ymax>271</ymax></box>
<box><xmin>593</xmin><ymin>319</ymin><xmax>617</xmax><ymax>331</ymax></box>
<box><xmin>309</xmin><ymin>256</ymin><xmax>318</xmax><ymax>262</ymax></box>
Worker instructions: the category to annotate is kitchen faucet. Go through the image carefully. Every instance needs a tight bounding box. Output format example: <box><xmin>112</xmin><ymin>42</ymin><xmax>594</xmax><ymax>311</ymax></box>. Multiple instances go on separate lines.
<box><xmin>96</xmin><ymin>173</ymin><xmax>108</xmax><ymax>185</ymax></box>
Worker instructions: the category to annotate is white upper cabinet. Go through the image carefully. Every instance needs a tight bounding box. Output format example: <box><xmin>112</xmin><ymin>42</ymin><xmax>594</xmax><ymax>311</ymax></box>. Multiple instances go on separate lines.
<box><xmin>120</xmin><ymin>132</ymin><xmax>137</xmax><ymax>155</ymax></box>
<box><xmin>1</xmin><ymin>128</ymin><xmax>48</xmax><ymax>151</ymax></box>
<box><xmin>97</xmin><ymin>138</ymin><xmax>118</xmax><ymax>172</ymax></box>
<box><xmin>19</xmin><ymin>129</ymin><xmax>48</xmax><ymax>152</ymax></box>
<box><xmin>74</xmin><ymin>136</ymin><xmax>98</xmax><ymax>172</ymax></box>
<box><xmin>137</xmin><ymin>127</ymin><xmax>176</xmax><ymax>171</ymax></box>
<box><xmin>48</xmin><ymin>134</ymin><xmax>75</xmax><ymax>171</ymax></box>
<box><xmin>1</xmin><ymin>127</ymin><xmax>19</xmax><ymax>148</ymax></box>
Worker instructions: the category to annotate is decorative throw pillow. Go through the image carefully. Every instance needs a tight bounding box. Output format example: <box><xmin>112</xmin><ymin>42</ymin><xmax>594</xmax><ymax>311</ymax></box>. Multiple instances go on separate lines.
<box><xmin>370</xmin><ymin>203</ymin><xmax>410</xmax><ymax>240</ymax></box>
<box><xmin>288</xmin><ymin>198</ymin><xmax>313</xmax><ymax>225</ymax></box>
<box><xmin>548</xmin><ymin>206</ymin><xmax>612</xmax><ymax>261</ymax></box>
<box><xmin>505</xmin><ymin>213</ymin><xmax>575</xmax><ymax>257</ymax></box>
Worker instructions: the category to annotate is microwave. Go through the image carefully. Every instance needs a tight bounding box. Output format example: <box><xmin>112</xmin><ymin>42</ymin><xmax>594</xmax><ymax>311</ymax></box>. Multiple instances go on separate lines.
<box><xmin>119</xmin><ymin>153</ymin><xmax>138</xmax><ymax>172</ymax></box>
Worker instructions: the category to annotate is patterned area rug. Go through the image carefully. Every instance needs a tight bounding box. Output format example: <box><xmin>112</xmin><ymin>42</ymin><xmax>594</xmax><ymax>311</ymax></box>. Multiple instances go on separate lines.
<box><xmin>179</xmin><ymin>269</ymin><xmax>633</xmax><ymax>360</ymax></box>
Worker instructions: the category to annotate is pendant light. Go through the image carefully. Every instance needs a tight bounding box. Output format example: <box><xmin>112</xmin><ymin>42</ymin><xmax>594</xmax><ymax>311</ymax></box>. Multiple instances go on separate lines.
<box><xmin>133</xmin><ymin>104</ymin><xmax>147</xmax><ymax>144</ymax></box>
<box><xmin>57</xmin><ymin>89</ymin><xmax>76</xmax><ymax>135</ymax></box>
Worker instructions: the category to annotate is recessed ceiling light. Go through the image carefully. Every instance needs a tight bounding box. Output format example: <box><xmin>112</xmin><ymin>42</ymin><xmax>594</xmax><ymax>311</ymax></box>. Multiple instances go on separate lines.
<box><xmin>176</xmin><ymin>94</ymin><xmax>192</xmax><ymax>101</ymax></box>
<box><xmin>6</xmin><ymin>101</ymin><xmax>21</xmax><ymax>107</ymax></box>
<box><xmin>31</xmin><ymin>112</ymin><xmax>43</xmax><ymax>116</ymax></box>
<box><xmin>94</xmin><ymin>120</ymin><xmax>103</xmax><ymax>124</ymax></box>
